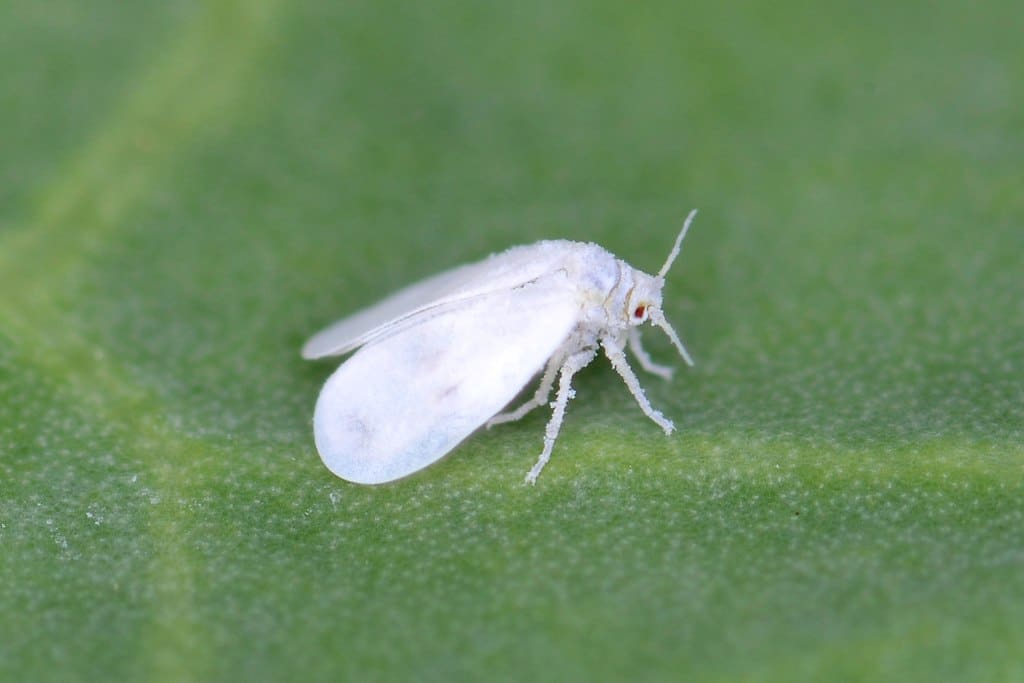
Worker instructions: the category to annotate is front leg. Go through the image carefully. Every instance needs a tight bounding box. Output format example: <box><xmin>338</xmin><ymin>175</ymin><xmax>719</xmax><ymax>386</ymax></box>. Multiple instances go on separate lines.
<box><xmin>628</xmin><ymin>328</ymin><xmax>674</xmax><ymax>380</ymax></box>
<box><xmin>602</xmin><ymin>336</ymin><xmax>674</xmax><ymax>434</ymax></box>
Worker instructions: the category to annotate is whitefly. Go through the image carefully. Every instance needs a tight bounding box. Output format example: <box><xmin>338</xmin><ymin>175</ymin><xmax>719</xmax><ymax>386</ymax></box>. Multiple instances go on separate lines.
<box><xmin>303</xmin><ymin>209</ymin><xmax>699</xmax><ymax>485</ymax></box>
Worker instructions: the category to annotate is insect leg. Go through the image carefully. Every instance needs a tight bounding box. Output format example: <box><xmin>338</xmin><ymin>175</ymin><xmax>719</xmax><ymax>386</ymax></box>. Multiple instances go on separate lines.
<box><xmin>525</xmin><ymin>347</ymin><xmax>597</xmax><ymax>485</ymax></box>
<box><xmin>628</xmin><ymin>328</ymin><xmax>674</xmax><ymax>380</ymax></box>
<box><xmin>487</xmin><ymin>351</ymin><xmax>564</xmax><ymax>428</ymax></box>
<box><xmin>602</xmin><ymin>337</ymin><xmax>675</xmax><ymax>434</ymax></box>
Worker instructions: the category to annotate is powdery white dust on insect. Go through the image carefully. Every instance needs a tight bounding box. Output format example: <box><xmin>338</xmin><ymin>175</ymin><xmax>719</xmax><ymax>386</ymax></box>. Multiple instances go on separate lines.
<box><xmin>303</xmin><ymin>210</ymin><xmax>699</xmax><ymax>485</ymax></box>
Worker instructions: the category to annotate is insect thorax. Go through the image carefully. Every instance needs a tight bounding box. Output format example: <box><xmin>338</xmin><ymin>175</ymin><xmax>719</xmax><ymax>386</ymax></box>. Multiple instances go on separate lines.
<box><xmin>562</xmin><ymin>246</ymin><xmax>661</xmax><ymax>331</ymax></box>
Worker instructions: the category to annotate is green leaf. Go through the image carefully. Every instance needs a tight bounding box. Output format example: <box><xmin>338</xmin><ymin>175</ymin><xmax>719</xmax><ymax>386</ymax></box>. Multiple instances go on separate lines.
<box><xmin>2</xmin><ymin>1</ymin><xmax>1022</xmax><ymax>681</ymax></box>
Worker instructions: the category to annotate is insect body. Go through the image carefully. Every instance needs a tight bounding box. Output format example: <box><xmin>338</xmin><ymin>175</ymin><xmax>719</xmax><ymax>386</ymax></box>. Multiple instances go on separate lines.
<box><xmin>303</xmin><ymin>210</ymin><xmax>698</xmax><ymax>485</ymax></box>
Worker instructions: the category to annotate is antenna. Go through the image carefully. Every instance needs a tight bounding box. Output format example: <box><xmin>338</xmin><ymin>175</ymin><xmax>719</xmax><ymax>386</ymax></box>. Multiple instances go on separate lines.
<box><xmin>649</xmin><ymin>309</ymin><xmax>695</xmax><ymax>367</ymax></box>
<box><xmin>658</xmin><ymin>209</ymin><xmax>698</xmax><ymax>278</ymax></box>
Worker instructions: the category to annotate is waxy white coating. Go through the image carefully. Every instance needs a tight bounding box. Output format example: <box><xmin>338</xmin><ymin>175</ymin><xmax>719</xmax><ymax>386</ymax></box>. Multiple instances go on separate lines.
<box><xmin>303</xmin><ymin>210</ymin><xmax>698</xmax><ymax>484</ymax></box>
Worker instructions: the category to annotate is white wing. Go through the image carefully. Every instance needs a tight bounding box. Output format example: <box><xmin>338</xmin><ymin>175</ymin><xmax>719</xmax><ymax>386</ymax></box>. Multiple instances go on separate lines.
<box><xmin>312</xmin><ymin>272</ymin><xmax>579</xmax><ymax>484</ymax></box>
<box><xmin>302</xmin><ymin>241</ymin><xmax>576</xmax><ymax>359</ymax></box>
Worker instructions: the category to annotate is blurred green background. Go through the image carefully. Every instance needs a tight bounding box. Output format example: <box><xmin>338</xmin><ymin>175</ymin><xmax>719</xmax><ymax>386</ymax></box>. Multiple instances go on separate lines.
<box><xmin>1</xmin><ymin>0</ymin><xmax>1022</xmax><ymax>681</ymax></box>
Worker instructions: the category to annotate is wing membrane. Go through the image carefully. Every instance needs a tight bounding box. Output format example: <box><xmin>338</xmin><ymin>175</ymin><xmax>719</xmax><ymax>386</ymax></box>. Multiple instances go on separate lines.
<box><xmin>312</xmin><ymin>273</ymin><xmax>578</xmax><ymax>484</ymax></box>
<box><xmin>302</xmin><ymin>241</ymin><xmax>573</xmax><ymax>359</ymax></box>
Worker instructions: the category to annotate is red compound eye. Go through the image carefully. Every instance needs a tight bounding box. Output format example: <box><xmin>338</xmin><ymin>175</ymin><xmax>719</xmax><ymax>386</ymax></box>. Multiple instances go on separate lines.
<box><xmin>633</xmin><ymin>305</ymin><xmax>646</xmax><ymax>319</ymax></box>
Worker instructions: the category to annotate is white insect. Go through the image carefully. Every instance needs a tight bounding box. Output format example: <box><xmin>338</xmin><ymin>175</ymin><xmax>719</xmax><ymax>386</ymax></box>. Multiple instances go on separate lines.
<box><xmin>303</xmin><ymin>210</ymin><xmax>698</xmax><ymax>485</ymax></box>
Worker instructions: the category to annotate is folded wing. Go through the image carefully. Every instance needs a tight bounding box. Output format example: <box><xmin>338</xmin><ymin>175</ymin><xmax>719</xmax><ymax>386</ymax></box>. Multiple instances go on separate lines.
<box><xmin>313</xmin><ymin>272</ymin><xmax>579</xmax><ymax>484</ymax></box>
<box><xmin>302</xmin><ymin>242</ymin><xmax>573</xmax><ymax>359</ymax></box>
